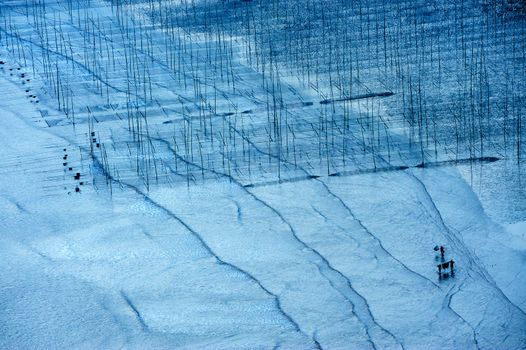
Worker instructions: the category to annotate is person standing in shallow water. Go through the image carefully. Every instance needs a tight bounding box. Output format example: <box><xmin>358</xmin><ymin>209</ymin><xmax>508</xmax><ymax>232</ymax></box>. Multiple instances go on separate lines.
<box><xmin>440</xmin><ymin>246</ymin><xmax>445</xmax><ymax>260</ymax></box>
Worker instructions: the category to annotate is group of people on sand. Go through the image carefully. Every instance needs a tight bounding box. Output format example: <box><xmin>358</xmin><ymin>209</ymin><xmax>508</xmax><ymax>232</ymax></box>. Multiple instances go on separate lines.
<box><xmin>434</xmin><ymin>245</ymin><xmax>455</xmax><ymax>278</ymax></box>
